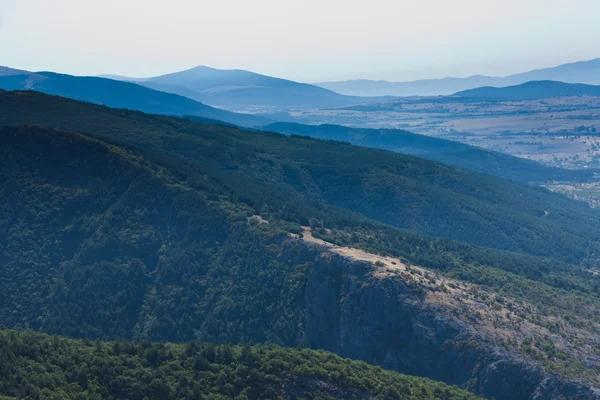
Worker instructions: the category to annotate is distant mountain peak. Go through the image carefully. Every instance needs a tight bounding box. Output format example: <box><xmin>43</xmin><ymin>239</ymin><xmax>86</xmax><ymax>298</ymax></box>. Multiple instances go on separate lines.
<box><xmin>99</xmin><ymin>65</ymin><xmax>384</xmax><ymax>111</ymax></box>
<box><xmin>186</xmin><ymin>65</ymin><xmax>240</xmax><ymax>73</ymax></box>
<box><xmin>0</xmin><ymin>66</ymin><xmax>30</xmax><ymax>76</ymax></box>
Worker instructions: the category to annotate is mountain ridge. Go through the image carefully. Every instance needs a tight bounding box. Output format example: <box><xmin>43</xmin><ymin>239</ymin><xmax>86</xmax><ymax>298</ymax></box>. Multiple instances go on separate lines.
<box><xmin>316</xmin><ymin>58</ymin><xmax>600</xmax><ymax>96</ymax></box>
<box><xmin>102</xmin><ymin>65</ymin><xmax>394</xmax><ymax>110</ymax></box>
<box><xmin>0</xmin><ymin>70</ymin><xmax>269</xmax><ymax>127</ymax></box>
<box><xmin>453</xmin><ymin>80</ymin><xmax>600</xmax><ymax>101</ymax></box>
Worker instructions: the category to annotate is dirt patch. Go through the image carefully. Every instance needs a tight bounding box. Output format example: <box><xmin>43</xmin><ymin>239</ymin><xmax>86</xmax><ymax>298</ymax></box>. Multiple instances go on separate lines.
<box><xmin>247</xmin><ymin>215</ymin><xmax>269</xmax><ymax>224</ymax></box>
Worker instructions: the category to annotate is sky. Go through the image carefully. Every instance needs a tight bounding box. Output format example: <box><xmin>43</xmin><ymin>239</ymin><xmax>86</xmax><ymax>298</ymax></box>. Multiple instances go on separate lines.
<box><xmin>1</xmin><ymin>0</ymin><xmax>599</xmax><ymax>83</ymax></box>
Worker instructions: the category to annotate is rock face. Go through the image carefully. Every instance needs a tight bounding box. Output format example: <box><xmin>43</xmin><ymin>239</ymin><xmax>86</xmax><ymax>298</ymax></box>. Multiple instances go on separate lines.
<box><xmin>282</xmin><ymin>241</ymin><xmax>600</xmax><ymax>400</ymax></box>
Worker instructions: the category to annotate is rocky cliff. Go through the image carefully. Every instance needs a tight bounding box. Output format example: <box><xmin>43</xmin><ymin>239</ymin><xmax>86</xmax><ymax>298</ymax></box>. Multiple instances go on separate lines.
<box><xmin>280</xmin><ymin>235</ymin><xmax>600</xmax><ymax>400</ymax></box>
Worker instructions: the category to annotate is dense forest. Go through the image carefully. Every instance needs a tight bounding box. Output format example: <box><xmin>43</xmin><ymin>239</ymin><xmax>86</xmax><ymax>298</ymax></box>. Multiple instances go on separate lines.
<box><xmin>3</xmin><ymin>90</ymin><xmax>600</xmax><ymax>265</ymax></box>
<box><xmin>0</xmin><ymin>329</ymin><xmax>479</xmax><ymax>400</ymax></box>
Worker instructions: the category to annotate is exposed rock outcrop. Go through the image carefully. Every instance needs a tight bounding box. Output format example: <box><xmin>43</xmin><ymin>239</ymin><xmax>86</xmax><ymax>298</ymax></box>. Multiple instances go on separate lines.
<box><xmin>280</xmin><ymin>237</ymin><xmax>600</xmax><ymax>400</ymax></box>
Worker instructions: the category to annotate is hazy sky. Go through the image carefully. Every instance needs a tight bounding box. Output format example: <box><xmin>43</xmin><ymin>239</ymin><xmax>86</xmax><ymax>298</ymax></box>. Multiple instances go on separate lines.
<box><xmin>1</xmin><ymin>0</ymin><xmax>599</xmax><ymax>82</ymax></box>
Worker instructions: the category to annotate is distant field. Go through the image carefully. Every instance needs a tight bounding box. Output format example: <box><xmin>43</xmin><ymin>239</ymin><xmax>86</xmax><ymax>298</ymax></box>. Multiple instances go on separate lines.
<box><xmin>285</xmin><ymin>95</ymin><xmax>600</xmax><ymax>169</ymax></box>
<box><xmin>544</xmin><ymin>181</ymin><xmax>600</xmax><ymax>208</ymax></box>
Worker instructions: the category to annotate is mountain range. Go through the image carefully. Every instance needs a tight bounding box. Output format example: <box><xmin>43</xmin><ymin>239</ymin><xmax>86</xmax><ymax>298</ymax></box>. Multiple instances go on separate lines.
<box><xmin>101</xmin><ymin>65</ymin><xmax>392</xmax><ymax>110</ymax></box>
<box><xmin>0</xmin><ymin>67</ymin><xmax>268</xmax><ymax>127</ymax></box>
<box><xmin>4</xmin><ymin>63</ymin><xmax>594</xmax><ymax>183</ymax></box>
<box><xmin>316</xmin><ymin>58</ymin><xmax>600</xmax><ymax>96</ymax></box>
<box><xmin>5</xmin><ymin>60</ymin><xmax>600</xmax><ymax>124</ymax></box>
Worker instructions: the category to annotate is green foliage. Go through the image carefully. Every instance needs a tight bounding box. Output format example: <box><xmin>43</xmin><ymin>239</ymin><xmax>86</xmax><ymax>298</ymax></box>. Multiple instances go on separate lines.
<box><xmin>0</xmin><ymin>329</ymin><xmax>479</xmax><ymax>400</ymax></box>
<box><xmin>0</xmin><ymin>126</ymin><xmax>314</xmax><ymax>344</ymax></box>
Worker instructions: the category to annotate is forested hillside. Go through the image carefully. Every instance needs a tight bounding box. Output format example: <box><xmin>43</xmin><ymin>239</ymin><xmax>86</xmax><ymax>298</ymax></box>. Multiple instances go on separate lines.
<box><xmin>3</xmin><ymin>90</ymin><xmax>600</xmax><ymax>265</ymax></box>
<box><xmin>0</xmin><ymin>329</ymin><xmax>479</xmax><ymax>400</ymax></box>
<box><xmin>3</xmin><ymin>122</ymin><xmax>600</xmax><ymax>398</ymax></box>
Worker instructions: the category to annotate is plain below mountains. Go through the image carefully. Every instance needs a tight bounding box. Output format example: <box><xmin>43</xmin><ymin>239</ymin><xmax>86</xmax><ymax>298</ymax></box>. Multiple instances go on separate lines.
<box><xmin>102</xmin><ymin>65</ymin><xmax>392</xmax><ymax>111</ymax></box>
<box><xmin>317</xmin><ymin>57</ymin><xmax>600</xmax><ymax>96</ymax></box>
<box><xmin>0</xmin><ymin>67</ymin><xmax>268</xmax><ymax>127</ymax></box>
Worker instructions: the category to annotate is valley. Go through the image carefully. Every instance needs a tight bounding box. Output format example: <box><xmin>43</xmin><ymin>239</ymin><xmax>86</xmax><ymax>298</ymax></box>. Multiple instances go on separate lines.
<box><xmin>277</xmin><ymin>95</ymin><xmax>600</xmax><ymax>170</ymax></box>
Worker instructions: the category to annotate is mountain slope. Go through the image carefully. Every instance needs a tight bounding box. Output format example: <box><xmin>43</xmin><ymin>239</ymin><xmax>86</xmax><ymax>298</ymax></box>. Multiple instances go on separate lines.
<box><xmin>316</xmin><ymin>75</ymin><xmax>498</xmax><ymax>97</ymax></box>
<box><xmin>0</xmin><ymin>66</ymin><xmax>30</xmax><ymax>76</ymax></box>
<box><xmin>3</xmin><ymin>124</ymin><xmax>600</xmax><ymax>398</ymax></box>
<box><xmin>0</xmin><ymin>71</ymin><xmax>268</xmax><ymax>127</ymax></box>
<box><xmin>265</xmin><ymin>122</ymin><xmax>595</xmax><ymax>183</ymax></box>
<box><xmin>509</xmin><ymin>58</ymin><xmax>600</xmax><ymax>85</ymax></box>
<box><xmin>316</xmin><ymin>58</ymin><xmax>600</xmax><ymax>96</ymax></box>
<box><xmin>4</xmin><ymin>91</ymin><xmax>600</xmax><ymax>264</ymax></box>
<box><xmin>106</xmin><ymin>65</ymin><xmax>389</xmax><ymax>110</ymax></box>
<box><xmin>454</xmin><ymin>80</ymin><xmax>600</xmax><ymax>101</ymax></box>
